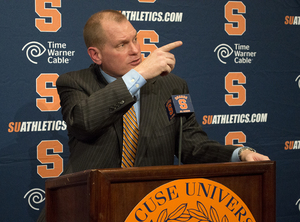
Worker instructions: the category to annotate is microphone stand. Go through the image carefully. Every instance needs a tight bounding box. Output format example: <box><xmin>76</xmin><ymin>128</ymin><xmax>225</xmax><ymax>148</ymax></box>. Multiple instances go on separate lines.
<box><xmin>178</xmin><ymin>116</ymin><xmax>183</xmax><ymax>165</ymax></box>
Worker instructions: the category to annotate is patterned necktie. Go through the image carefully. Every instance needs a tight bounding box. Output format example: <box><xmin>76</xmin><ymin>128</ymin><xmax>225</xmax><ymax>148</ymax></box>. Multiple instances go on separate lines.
<box><xmin>122</xmin><ymin>106</ymin><xmax>139</xmax><ymax>167</ymax></box>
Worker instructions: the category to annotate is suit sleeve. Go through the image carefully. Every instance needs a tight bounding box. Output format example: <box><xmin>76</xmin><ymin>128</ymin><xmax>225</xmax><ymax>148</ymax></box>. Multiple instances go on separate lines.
<box><xmin>179</xmin><ymin>80</ymin><xmax>237</xmax><ymax>163</ymax></box>
<box><xmin>56</xmin><ymin>70</ymin><xmax>135</xmax><ymax>142</ymax></box>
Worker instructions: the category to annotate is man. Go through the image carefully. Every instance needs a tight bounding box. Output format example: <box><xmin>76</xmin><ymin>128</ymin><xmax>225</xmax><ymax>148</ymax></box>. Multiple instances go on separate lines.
<box><xmin>59</xmin><ymin>9</ymin><xmax>269</xmax><ymax>172</ymax></box>
<box><xmin>37</xmin><ymin>9</ymin><xmax>269</xmax><ymax>221</ymax></box>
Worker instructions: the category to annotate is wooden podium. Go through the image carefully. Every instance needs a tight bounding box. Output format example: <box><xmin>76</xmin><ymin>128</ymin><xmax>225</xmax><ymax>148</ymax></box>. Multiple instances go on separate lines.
<box><xmin>45</xmin><ymin>161</ymin><xmax>275</xmax><ymax>222</ymax></box>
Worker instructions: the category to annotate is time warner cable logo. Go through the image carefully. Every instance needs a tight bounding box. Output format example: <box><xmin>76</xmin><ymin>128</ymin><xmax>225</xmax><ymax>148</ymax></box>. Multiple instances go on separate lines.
<box><xmin>296</xmin><ymin>198</ymin><xmax>300</xmax><ymax>212</ymax></box>
<box><xmin>214</xmin><ymin>44</ymin><xmax>233</xmax><ymax>64</ymax></box>
<box><xmin>296</xmin><ymin>75</ymin><xmax>300</xmax><ymax>89</ymax></box>
<box><xmin>22</xmin><ymin>41</ymin><xmax>46</xmax><ymax>64</ymax></box>
<box><xmin>214</xmin><ymin>43</ymin><xmax>257</xmax><ymax>64</ymax></box>
<box><xmin>22</xmin><ymin>41</ymin><xmax>75</xmax><ymax>64</ymax></box>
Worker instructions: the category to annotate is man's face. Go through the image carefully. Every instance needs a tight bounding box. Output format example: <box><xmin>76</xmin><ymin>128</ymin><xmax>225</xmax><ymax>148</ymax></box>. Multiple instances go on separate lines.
<box><xmin>99</xmin><ymin>20</ymin><xmax>142</xmax><ymax>78</ymax></box>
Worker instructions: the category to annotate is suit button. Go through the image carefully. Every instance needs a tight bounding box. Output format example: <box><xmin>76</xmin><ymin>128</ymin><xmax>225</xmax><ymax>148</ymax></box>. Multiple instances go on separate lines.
<box><xmin>109</xmin><ymin>105</ymin><xmax>118</xmax><ymax>112</ymax></box>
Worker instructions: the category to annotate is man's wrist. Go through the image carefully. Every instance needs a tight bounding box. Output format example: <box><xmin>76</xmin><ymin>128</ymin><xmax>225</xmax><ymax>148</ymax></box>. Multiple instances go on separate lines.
<box><xmin>122</xmin><ymin>69</ymin><xmax>146</xmax><ymax>95</ymax></box>
<box><xmin>238</xmin><ymin>147</ymin><xmax>256</xmax><ymax>161</ymax></box>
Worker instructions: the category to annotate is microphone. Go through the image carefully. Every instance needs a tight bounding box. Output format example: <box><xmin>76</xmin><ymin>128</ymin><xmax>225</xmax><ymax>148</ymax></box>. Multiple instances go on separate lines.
<box><xmin>165</xmin><ymin>89</ymin><xmax>194</xmax><ymax>165</ymax></box>
<box><xmin>165</xmin><ymin>89</ymin><xmax>194</xmax><ymax>120</ymax></box>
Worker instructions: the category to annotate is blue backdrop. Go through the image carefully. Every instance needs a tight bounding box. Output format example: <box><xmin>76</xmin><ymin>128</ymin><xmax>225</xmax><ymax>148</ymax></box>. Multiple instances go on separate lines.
<box><xmin>0</xmin><ymin>0</ymin><xmax>300</xmax><ymax>221</ymax></box>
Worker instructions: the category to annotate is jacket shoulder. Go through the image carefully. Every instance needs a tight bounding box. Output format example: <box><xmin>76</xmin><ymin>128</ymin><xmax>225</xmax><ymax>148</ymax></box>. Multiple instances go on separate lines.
<box><xmin>56</xmin><ymin>64</ymin><xmax>104</xmax><ymax>86</ymax></box>
<box><xmin>58</xmin><ymin>63</ymin><xmax>99</xmax><ymax>79</ymax></box>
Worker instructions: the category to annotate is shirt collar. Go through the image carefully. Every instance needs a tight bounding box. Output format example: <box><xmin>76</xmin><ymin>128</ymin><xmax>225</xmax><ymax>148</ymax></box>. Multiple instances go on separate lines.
<box><xmin>99</xmin><ymin>67</ymin><xmax>116</xmax><ymax>84</ymax></box>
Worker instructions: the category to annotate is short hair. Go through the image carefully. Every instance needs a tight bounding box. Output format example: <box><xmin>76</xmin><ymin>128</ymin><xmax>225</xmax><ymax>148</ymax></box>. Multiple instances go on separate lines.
<box><xmin>83</xmin><ymin>10</ymin><xmax>127</xmax><ymax>49</ymax></box>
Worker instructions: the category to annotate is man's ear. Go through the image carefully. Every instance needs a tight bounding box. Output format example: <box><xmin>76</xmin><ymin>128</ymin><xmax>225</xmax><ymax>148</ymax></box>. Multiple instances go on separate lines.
<box><xmin>87</xmin><ymin>47</ymin><xmax>102</xmax><ymax>65</ymax></box>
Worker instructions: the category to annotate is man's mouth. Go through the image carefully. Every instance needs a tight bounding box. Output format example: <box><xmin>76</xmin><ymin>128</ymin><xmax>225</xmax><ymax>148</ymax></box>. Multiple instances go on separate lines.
<box><xmin>130</xmin><ymin>58</ymin><xmax>141</xmax><ymax>66</ymax></box>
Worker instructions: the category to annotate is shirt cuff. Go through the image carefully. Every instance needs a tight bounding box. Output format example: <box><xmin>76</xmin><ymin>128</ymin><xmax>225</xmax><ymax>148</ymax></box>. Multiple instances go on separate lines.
<box><xmin>122</xmin><ymin>69</ymin><xmax>146</xmax><ymax>96</ymax></box>
<box><xmin>231</xmin><ymin>147</ymin><xmax>242</xmax><ymax>162</ymax></box>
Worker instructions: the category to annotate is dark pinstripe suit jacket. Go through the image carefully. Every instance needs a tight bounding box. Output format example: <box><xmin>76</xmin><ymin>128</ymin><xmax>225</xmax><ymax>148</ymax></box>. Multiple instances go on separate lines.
<box><xmin>57</xmin><ymin>63</ymin><xmax>237</xmax><ymax>174</ymax></box>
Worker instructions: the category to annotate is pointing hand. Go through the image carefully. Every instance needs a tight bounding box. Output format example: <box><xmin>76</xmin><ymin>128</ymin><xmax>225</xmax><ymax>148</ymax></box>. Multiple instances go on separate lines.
<box><xmin>134</xmin><ymin>41</ymin><xmax>183</xmax><ymax>80</ymax></box>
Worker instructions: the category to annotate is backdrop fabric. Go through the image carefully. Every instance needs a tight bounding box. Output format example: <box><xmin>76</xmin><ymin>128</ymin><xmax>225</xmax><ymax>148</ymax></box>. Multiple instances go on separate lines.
<box><xmin>0</xmin><ymin>0</ymin><xmax>299</xmax><ymax>221</ymax></box>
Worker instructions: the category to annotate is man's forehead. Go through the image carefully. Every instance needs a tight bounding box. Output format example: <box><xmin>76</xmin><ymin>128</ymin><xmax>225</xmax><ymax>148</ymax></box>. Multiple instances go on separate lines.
<box><xmin>104</xmin><ymin>20</ymin><xmax>137</xmax><ymax>39</ymax></box>
<box><xmin>103</xmin><ymin>19</ymin><xmax>135</xmax><ymax>31</ymax></box>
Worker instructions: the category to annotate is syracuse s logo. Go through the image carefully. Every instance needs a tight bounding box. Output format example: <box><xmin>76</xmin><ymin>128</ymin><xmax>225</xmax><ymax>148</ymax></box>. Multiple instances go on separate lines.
<box><xmin>224</xmin><ymin>1</ymin><xmax>246</xmax><ymax>36</ymax></box>
<box><xmin>178</xmin><ymin>99</ymin><xmax>188</xmax><ymax>110</ymax></box>
<box><xmin>35</xmin><ymin>0</ymin><xmax>62</xmax><ymax>32</ymax></box>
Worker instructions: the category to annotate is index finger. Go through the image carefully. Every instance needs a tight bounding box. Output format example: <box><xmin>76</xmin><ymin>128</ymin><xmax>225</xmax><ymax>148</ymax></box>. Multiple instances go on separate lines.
<box><xmin>159</xmin><ymin>41</ymin><xmax>183</xmax><ymax>52</ymax></box>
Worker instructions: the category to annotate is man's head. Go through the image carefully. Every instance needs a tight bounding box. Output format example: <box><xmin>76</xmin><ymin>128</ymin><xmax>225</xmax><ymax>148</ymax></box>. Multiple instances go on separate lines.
<box><xmin>84</xmin><ymin>10</ymin><xmax>142</xmax><ymax>78</ymax></box>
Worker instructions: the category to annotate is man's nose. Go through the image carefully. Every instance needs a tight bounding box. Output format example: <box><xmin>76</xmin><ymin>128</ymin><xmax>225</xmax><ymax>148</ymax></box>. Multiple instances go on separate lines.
<box><xmin>129</xmin><ymin>42</ymin><xmax>139</xmax><ymax>54</ymax></box>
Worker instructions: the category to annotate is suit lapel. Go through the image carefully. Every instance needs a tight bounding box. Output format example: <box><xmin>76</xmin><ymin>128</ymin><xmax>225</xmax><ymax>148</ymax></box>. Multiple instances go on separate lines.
<box><xmin>93</xmin><ymin>64</ymin><xmax>124</xmax><ymax>153</ymax></box>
